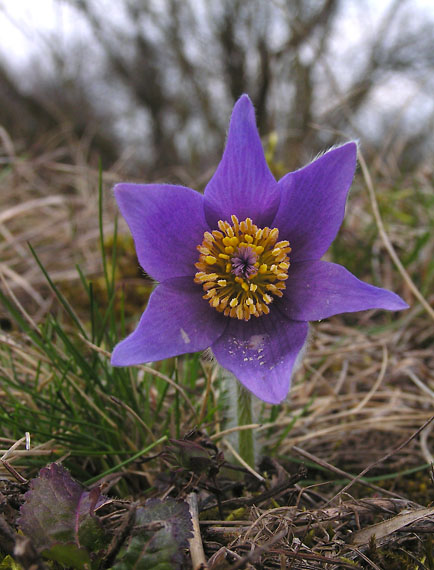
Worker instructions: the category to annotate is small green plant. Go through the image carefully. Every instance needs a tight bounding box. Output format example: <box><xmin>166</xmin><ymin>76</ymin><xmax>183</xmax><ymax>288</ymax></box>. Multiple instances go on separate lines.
<box><xmin>0</xmin><ymin>172</ymin><xmax>210</xmax><ymax>488</ymax></box>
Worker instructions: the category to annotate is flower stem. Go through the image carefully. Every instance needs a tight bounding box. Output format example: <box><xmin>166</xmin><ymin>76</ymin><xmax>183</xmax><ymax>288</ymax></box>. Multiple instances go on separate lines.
<box><xmin>236</xmin><ymin>382</ymin><xmax>255</xmax><ymax>467</ymax></box>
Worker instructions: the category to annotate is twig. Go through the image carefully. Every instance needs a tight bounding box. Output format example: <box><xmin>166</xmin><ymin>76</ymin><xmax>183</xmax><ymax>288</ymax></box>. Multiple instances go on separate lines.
<box><xmin>351</xmin><ymin>344</ymin><xmax>388</xmax><ymax>413</ymax></box>
<box><xmin>324</xmin><ymin>415</ymin><xmax>434</xmax><ymax>506</ymax></box>
<box><xmin>291</xmin><ymin>445</ymin><xmax>411</xmax><ymax>502</ymax></box>
<box><xmin>187</xmin><ymin>493</ymin><xmax>208</xmax><ymax>570</ymax></box>
<box><xmin>229</xmin><ymin>529</ymin><xmax>287</xmax><ymax>570</ymax></box>
<box><xmin>222</xmin><ymin>439</ymin><xmax>265</xmax><ymax>482</ymax></box>
<box><xmin>0</xmin><ymin>459</ymin><xmax>28</xmax><ymax>484</ymax></box>
<box><xmin>102</xmin><ymin>503</ymin><xmax>137</xmax><ymax>569</ymax></box>
<box><xmin>210</xmin><ymin>423</ymin><xmax>262</xmax><ymax>441</ymax></box>
<box><xmin>359</xmin><ymin>150</ymin><xmax>434</xmax><ymax>321</ymax></box>
<box><xmin>202</xmin><ymin>466</ymin><xmax>307</xmax><ymax>512</ymax></box>
<box><xmin>1</xmin><ymin>436</ymin><xmax>27</xmax><ymax>461</ymax></box>
<box><xmin>346</xmin><ymin>546</ymin><xmax>383</xmax><ymax>570</ymax></box>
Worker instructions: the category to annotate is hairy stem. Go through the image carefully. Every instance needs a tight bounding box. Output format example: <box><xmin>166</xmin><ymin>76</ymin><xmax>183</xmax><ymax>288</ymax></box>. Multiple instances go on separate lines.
<box><xmin>236</xmin><ymin>382</ymin><xmax>255</xmax><ymax>467</ymax></box>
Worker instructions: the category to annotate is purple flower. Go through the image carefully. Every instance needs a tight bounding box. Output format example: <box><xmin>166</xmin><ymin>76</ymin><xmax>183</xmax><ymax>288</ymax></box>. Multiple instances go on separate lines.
<box><xmin>111</xmin><ymin>95</ymin><xmax>408</xmax><ymax>404</ymax></box>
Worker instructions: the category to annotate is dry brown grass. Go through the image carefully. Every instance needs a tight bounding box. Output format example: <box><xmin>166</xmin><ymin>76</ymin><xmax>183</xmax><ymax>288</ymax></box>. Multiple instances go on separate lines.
<box><xmin>1</xmin><ymin>127</ymin><xmax>434</xmax><ymax>568</ymax></box>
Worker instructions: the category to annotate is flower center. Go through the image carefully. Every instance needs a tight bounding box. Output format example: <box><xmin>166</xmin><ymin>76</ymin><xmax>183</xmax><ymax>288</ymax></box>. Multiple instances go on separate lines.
<box><xmin>194</xmin><ymin>215</ymin><xmax>291</xmax><ymax>321</ymax></box>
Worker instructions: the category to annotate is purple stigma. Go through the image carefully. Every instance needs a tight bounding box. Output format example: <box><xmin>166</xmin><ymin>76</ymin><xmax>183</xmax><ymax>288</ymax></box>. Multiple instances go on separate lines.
<box><xmin>231</xmin><ymin>246</ymin><xmax>258</xmax><ymax>279</ymax></box>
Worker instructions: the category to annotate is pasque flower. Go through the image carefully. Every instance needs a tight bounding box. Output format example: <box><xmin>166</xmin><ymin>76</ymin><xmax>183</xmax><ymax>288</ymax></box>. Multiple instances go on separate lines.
<box><xmin>111</xmin><ymin>95</ymin><xmax>408</xmax><ymax>404</ymax></box>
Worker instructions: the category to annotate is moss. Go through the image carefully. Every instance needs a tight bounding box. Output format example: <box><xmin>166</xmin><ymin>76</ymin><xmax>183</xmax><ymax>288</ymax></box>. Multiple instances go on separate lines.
<box><xmin>365</xmin><ymin>535</ymin><xmax>434</xmax><ymax>569</ymax></box>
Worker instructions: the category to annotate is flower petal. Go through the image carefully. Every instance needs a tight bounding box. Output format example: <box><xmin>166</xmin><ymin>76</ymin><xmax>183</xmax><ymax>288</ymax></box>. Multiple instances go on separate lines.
<box><xmin>111</xmin><ymin>277</ymin><xmax>226</xmax><ymax>366</ymax></box>
<box><xmin>211</xmin><ymin>313</ymin><xmax>308</xmax><ymax>404</ymax></box>
<box><xmin>204</xmin><ymin>95</ymin><xmax>279</xmax><ymax>228</ymax></box>
<box><xmin>273</xmin><ymin>142</ymin><xmax>357</xmax><ymax>262</ymax></box>
<box><xmin>114</xmin><ymin>183</ymin><xmax>209</xmax><ymax>281</ymax></box>
<box><xmin>279</xmin><ymin>260</ymin><xmax>409</xmax><ymax>321</ymax></box>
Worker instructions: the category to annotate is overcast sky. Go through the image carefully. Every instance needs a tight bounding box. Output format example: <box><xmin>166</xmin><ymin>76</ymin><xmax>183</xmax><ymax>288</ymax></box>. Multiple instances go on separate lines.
<box><xmin>0</xmin><ymin>0</ymin><xmax>88</xmax><ymax>64</ymax></box>
<box><xmin>2</xmin><ymin>0</ymin><xmax>434</xmax><ymax>66</ymax></box>
<box><xmin>1</xmin><ymin>0</ymin><xmax>433</xmax><ymax>161</ymax></box>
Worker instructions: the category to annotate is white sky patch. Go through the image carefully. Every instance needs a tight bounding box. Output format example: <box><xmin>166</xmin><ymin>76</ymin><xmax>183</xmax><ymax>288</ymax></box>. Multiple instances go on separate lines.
<box><xmin>0</xmin><ymin>0</ymin><xmax>91</xmax><ymax>65</ymax></box>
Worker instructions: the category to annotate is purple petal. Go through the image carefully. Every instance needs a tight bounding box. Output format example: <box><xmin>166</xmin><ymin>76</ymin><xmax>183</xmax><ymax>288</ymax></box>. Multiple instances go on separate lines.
<box><xmin>279</xmin><ymin>260</ymin><xmax>409</xmax><ymax>321</ymax></box>
<box><xmin>211</xmin><ymin>314</ymin><xmax>308</xmax><ymax>404</ymax></box>
<box><xmin>204</xmin><ymin>95</ymin><xmax>279</xmax><ymax>228</ymax></box>
<box><xmin>111</xmin><ymin>278</ymin><xmax>226</xmax><ymax>365</ymax></box>
<box><xmin>114</xmin><ymin>183</ymin><xmax>209</xmax><ymax>281</ymax></box>
<box><xmin>273</xmin><ymin>143</ymin><xmax>357</xmax><ymax>262</ymax></box>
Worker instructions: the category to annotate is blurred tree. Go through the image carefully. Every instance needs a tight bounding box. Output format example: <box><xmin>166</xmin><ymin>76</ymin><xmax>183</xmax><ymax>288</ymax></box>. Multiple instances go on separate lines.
<box><xmin>0</xmin><ymin>0</ymin><xmax>433</xmax><ymax>174</ymax></box>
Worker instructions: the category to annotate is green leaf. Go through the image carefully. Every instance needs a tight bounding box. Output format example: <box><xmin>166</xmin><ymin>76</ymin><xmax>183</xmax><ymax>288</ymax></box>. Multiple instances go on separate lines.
<box><xmin>0</xmin><ymin>555</ymin><xmax>23</xmax><ymax>570</ymax></box>
<box><xmin>113</xmin><ymin>498</ymin><xmax>193</xmax><ymax>570</ymax></box>
<box><xmin>42</xmin><ymin>543</ymin><xmax>91</xmax><ymax>570</ymax></box>
<box><xmin>18</xmin><ymin>463</ymin><xmax>109</xmax><ymax>556</ymax></box>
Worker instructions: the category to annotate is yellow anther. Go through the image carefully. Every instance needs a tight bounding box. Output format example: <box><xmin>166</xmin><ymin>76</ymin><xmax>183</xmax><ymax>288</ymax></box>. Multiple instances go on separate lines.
<box><xmin>195</xmin><ymin>215</ymin><xmax>290</xmax><ymax>321</ymax></box>
<box><xmin>269</xmin><ymin>228</ymin><xmax>279</xmax><ymax>241</ymax></box>
<box><xmin>231</xmin><ymin>214</ymin><xmax>240</xmax><ymax>227</ymax></box>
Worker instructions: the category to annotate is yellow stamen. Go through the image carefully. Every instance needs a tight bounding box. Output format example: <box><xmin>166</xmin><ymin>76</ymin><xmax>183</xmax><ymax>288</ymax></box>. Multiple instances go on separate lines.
<box><xmin>194</xmin><ymin>215</ymin><xmax>291</xmax><ymax>321</ymax></box>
